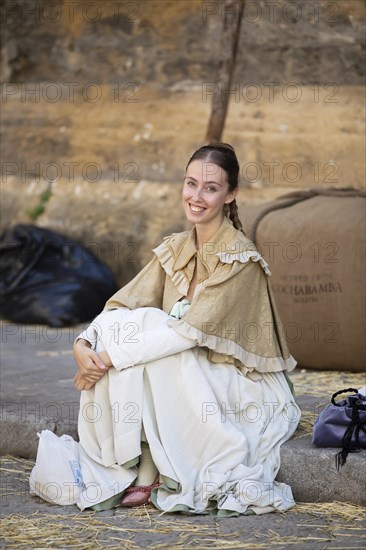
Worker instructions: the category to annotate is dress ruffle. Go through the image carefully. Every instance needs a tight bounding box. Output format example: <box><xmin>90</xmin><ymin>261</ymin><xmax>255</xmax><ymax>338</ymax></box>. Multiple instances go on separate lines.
<box><xmin>167</xmin><ymin>317</ymin><xmax>297</xmax><ymax>375</ymax></box>
<box><xmin>216</xmin><ymin>251</ymin><xmax>272</xmax><ymax>276</ymax></box>
<box><xmin>153</xmin><ymin>240</ymin><xmax>190</xmax><ymax>296</ymax></box>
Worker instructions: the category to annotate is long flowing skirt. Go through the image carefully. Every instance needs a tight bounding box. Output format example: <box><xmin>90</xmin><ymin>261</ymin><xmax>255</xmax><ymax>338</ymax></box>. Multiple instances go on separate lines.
<box><xmin>77</xmin><ymin>307</ymin><xmax>301</xmax><ymax>516</ymax></box>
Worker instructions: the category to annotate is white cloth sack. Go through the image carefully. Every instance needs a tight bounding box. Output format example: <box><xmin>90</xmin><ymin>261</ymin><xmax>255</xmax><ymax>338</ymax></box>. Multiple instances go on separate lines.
<box><xmin>29</xmin><ymin>430</ymin><xmax>83</xmax><ymax>505</ymax></box>
<box><xmin>29</xmin><ymin>430</ymin><xmax>137</xmax><ymax>509</ymax></box>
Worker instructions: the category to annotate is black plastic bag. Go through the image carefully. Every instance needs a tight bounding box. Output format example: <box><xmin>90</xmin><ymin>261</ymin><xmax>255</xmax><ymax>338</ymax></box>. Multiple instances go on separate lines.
<box><xmin>0</xmin><ymin>224</ymin><xmax>118</xmax><ymax>326</ymax></box>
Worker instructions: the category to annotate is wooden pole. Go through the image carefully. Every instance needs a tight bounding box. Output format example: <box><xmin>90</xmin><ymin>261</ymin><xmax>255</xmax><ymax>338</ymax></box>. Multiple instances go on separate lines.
<box><xmin>205</xmin><ymin>0</ymin><xmax>245</xmax><ymax>143</ymax></box>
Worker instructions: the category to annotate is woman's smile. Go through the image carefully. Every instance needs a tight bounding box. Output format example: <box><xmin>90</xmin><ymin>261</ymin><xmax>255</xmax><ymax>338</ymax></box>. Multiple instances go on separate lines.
<box><xmin>188</xmin><ymin>203</ymin><xmax>206</xmax><ymax>213</ymax></box>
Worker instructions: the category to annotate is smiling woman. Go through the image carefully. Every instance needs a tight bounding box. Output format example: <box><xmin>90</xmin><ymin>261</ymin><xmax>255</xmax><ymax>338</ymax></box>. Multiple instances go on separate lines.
<box><xmin>182</xmin><ymin>144</ymin><xmax>241</xmax><ymax>249</ymax></box>
<box><xmin>32</xmin><ymin>143</ymin><xmax>300</xmax><ymax>517</ymax></box>
<box><xmin>182</xmin><ymin>163</ymin><xmax>237</xmax><ymax>246</ymax></box>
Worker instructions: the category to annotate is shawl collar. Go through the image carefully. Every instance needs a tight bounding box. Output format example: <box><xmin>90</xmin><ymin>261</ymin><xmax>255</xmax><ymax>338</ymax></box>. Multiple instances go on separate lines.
<box><xmin>170</xmin><ymin>216</ymin><xmax>247</xmax><ymax>277</ymax></box>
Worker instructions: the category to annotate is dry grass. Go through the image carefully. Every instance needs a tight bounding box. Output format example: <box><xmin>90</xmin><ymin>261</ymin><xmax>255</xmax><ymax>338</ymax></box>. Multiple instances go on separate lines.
<box><xmin>292</xmin><ymin>409</ymin><xmax>316</xmax><ymax>439</ymax></box>
<box><xmin>1</xmin><ymin>503</ymin><xmax>365</xmax><ymax>549</ymax></box>
<box><xmin>292</xmin><ymin>369</ymin><xmax>365</xmax><ymax>398</ymax></box>
<box><xmin>294</xmin><ymin>501</ymin><xmax>366</xmax><ymax>523</ymax></box>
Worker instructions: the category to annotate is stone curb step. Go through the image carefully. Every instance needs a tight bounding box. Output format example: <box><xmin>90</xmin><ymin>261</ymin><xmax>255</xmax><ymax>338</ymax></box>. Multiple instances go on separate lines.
<box><xmin>1</xmin><ymin>416</ymin><xmax>365</xmax><ymax>507</ymax></box>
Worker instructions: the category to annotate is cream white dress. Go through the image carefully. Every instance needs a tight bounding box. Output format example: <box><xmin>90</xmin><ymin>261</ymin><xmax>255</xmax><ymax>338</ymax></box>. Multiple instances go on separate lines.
<box><xmin>75</xmin><ymin>298</ymin><xmax>301</xmax><ymax>516</ymax></box>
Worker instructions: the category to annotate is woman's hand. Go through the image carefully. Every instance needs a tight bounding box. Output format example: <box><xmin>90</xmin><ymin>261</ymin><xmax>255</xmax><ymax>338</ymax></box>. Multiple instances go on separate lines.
<box><xmin>73</xmin><ymin>372</ymin><xmax>98</xmax><ymax>391</ymax></box>
<box><xmin>73</xmin><ymin>339</ymin><xmax>111</xmax><ymax>391</ymax></box>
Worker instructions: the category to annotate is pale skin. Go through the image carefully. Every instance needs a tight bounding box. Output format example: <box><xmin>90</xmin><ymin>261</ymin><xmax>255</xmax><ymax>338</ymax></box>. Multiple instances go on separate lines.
<box><xmin>73</xmin><ymin>159</ymin><xmax>238</xmax><ymax>391</ymax></box>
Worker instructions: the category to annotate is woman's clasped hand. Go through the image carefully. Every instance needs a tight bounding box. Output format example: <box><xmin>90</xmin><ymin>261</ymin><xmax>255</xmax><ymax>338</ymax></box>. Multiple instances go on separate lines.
<box><xmin>73</xmin><ymin>339</ymin><xmax>111</xmax><ymax>391</ymax></box>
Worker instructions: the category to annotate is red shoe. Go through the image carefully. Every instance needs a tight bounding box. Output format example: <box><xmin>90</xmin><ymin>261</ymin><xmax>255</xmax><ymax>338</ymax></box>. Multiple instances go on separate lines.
<box><xmin>120</xmin><ymin>476</ymin><xmax>160</xmax><ymax>507</ymax></box>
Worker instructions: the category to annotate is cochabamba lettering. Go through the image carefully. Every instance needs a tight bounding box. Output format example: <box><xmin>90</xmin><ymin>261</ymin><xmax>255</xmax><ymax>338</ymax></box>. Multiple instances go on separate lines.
<box><xmin>272</xmin><ymin>282</ymin><xmax>343</xmax><ymax>296</ymax></box>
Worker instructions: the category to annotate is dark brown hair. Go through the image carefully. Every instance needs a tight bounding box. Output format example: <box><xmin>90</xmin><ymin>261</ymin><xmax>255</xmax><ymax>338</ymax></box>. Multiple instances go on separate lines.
<box><xmin>186</xmin><ymin>142</ymin><xmax>245</xmax><ymax>234</ymax></box>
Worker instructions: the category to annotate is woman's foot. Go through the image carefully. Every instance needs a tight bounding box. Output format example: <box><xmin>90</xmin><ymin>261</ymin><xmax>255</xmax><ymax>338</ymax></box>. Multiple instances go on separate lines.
<box><xmin>119</xmin><ymin>475</ymin><xmax>160</xmax><ymax>507</ymax></box>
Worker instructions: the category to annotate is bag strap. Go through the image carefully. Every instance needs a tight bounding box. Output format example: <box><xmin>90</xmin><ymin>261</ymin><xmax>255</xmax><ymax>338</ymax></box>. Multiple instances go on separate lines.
<box><xmin>331</xmin><ymin>388</ymin><xmax>359</xmax><ymax>406</ymax></box>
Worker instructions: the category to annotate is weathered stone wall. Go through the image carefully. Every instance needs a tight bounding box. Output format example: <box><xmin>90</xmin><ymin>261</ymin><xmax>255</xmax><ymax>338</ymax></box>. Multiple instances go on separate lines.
<box><xmin>2</xmin><ymin>0</ymin><xmax>364</xmax><ymax>85</ymax></box>
<box><xmin>1</xmin><ymin>0</ymin><xmax>365</xmax><ymax>283</ymax></box>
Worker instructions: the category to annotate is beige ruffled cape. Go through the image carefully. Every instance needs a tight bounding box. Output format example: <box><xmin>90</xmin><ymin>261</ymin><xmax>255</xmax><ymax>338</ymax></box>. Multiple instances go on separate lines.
<box><xmin>105</xmin><ymin>216</ymin><xmax>296</xmax><ymax>376</ymax></box>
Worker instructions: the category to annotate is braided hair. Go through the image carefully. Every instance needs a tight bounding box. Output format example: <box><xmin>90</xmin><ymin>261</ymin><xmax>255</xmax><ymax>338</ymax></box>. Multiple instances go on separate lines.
<box><xmin>186</xmin><ymin>142</ymin><xmax>245</xmax><ymax>235</ymax></box>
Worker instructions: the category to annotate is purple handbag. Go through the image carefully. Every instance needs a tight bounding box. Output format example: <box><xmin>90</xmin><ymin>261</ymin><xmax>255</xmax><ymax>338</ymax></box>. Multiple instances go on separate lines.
<box><xmin>312</xmin><ymin>388</ymin><xmax>366</xmax><ymax>470</ymax></box>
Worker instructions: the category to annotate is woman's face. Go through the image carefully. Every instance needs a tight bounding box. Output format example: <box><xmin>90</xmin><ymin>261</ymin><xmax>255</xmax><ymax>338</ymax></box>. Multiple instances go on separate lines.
<box><xmin>182</xmin><ymin>159</ymin><xmax>237</xmax><ymax>229</ymax></box>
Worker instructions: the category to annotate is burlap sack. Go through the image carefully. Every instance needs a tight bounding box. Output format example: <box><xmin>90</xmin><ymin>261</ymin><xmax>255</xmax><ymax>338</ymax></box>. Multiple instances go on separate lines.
<box><xmin>241</xmin><ymin>189</ymin><xmax>366</xmax><ymax>372</ymax></box>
